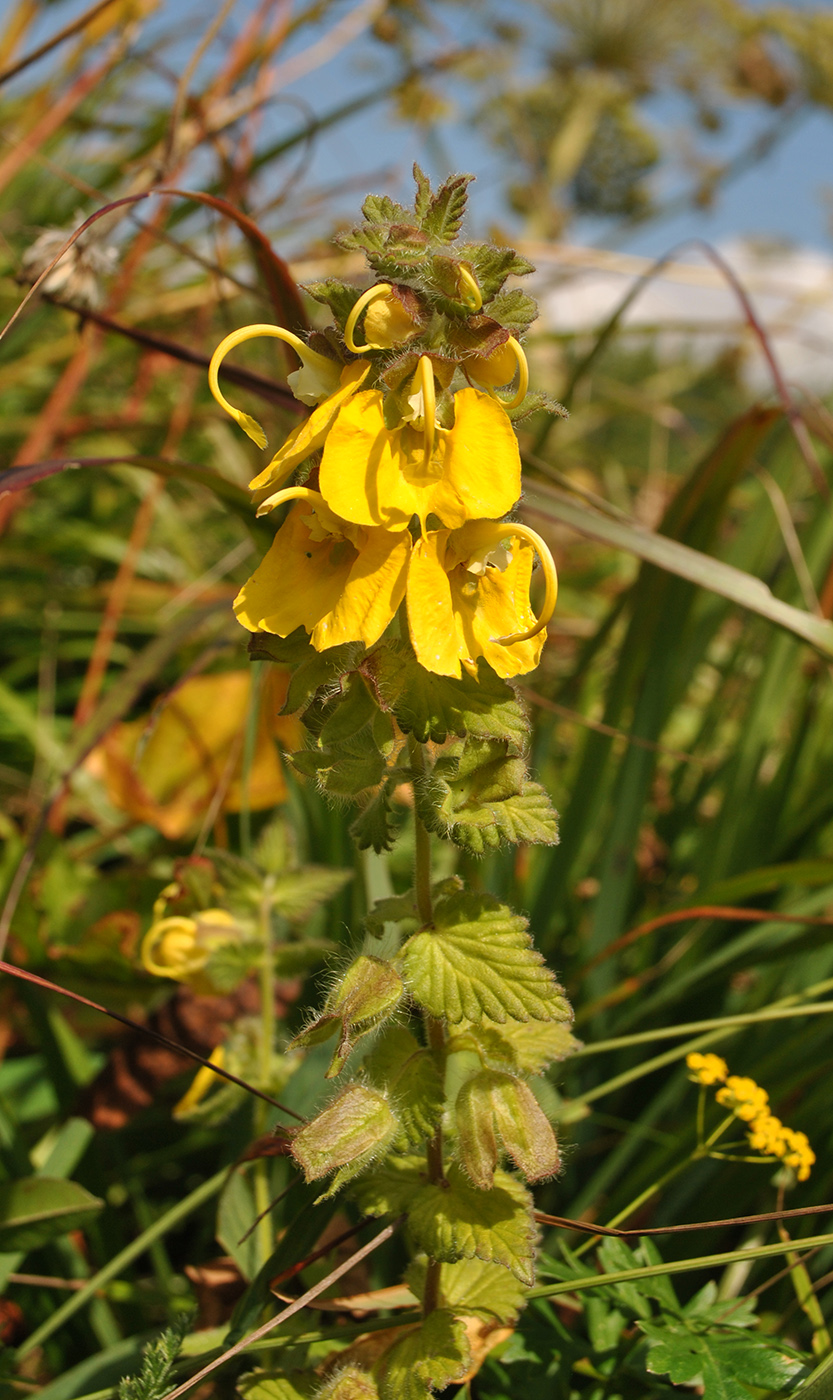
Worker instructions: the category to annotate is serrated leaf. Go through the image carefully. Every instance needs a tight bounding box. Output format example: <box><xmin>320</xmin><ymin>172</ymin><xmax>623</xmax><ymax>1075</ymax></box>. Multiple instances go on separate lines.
<box><xmin>406</xmin><ymin>1255</ymin><xmax>526</xmax><ymax>1324</ymax></box>
<box><xmin>364</xmin><ymin>892</ymin><xmax>419</xmax><ymax>939</ymax></box>
<box><xmin>362</xmin><ymin>1026</ymin><xmax>444</xmax><ymax>1145</ymax></box>
<box><xmin>269</xmin><ymin>866</ymin><xmax>354</xmax><ymax>921</ymax></box>
<box><xmin>0</xmin><ymin>1177</ymin><xmax>103</xmax><ymax>1252</ymax></box>
<box><xmin>481</xmin><ymin>288</ymin><xmax>538</xmax><ymax>334</ymax></box>
<box><xmin>506</xmin><ymin>389</ymin><xmax>567</xmax><ymax>424</ymax></box>
<box><xmin>402</xmin><ymin>888</ymin><xmax>566</xmax><ymax>1023</ymax></box>
<box><xmin>422</xmin><ymin>174</ymin><xmax>474</xmax><ymax>244</ymax></box>
<box><xmin>417</xmin><ymin>739</ymin><xmax>559</xmax><ymax>852</ymax></box>
<box><xmin>640</xmin><ymin>1319</ymin><xmax>803</xmax><ymax>1400</ymax></box>
<box><xmin>458</xmin><ymin>1017</ymin><xmax>578</xmax><ymax>1074</ymax></box>
<box><xmin>350</xmin><ymin>782</ymin><xmax>399</xmax><ymax>854</ymax></box>
<box><xmin>302</xmin><ymin>279</ymin><xmax>364</xmax><ymax>328</ymax></box>
<box><xmin>350</xmin><ymin>1155</ymin><xmax>427</xmax><ymax>1217</ymax></box>
<box><xmin>362</xmin><ymin>193</ymin><xmax>413</xmax><ymax>225</ymax></box>
<box><xmin>412</xmin><ymin>164</ymin><xmax>431</xmax><ymax>224</ymax></box>
<box><xmin>368</xmin><ymin>646</ymin><xmax>528</xmax><ymax>749</ymax></box>
<box><xmin>457</xmin><ymin>243</ymin><xmax>536</xmax><ymax>301</ymax></box>
<box><xmin>376</xmin><ymin>1310</ymin><xmax>470</xmax><ymax>1400</ymax></box>
<box><xmin>285</xmin><ymin>643</ymin><xmax>366</xmax><ymax>715</ymax></box>
<box><xmin>408</xmin><ymin>1163</ymin><xmax>536</xmax><ymax>1285</ymax></box>
<box><xmin>294</xmin><ymin>674</ymin><xmax>390</xmax><ymax>797</ymax></box>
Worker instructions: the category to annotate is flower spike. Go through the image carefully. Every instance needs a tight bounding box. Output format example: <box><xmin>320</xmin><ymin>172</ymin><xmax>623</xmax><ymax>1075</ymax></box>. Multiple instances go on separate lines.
<box><xmin>344</xmin><ymin>283</ymin><xmax>394</xmax><ymax>352</ymax></box>
<box><xmin>493</xmin><ymin>521</ymin><xmax>558</xmax><ymax>646</ymax></box>
<box><xmin>209</xmin><ymin>324</ymin><xmax>342</xmax><ymax>444</ymax></box>
<box><xmin>456</xmin><ymin>265</ymin><xmax>483</xmax><ymax>311</ymax></box>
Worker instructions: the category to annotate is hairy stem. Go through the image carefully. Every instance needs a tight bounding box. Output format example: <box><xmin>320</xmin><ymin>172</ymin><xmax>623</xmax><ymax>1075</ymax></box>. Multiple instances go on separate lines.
<box><xmin>410</xmin><ymin>733</ymin><xmax>444</xmax><ymax>1315</ymax></box>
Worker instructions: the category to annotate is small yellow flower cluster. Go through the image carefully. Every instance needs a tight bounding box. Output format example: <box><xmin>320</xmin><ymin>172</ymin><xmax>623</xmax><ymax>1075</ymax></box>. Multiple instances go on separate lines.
<box><xmin>685</xmin><ymin>1053</ymin><xmax>815</xmax><ymax>1182</ymax></box>
<box><xmin>209</xmin><ymin>280</ymin><xmax>558</xmax><ymax>680</ymax></box>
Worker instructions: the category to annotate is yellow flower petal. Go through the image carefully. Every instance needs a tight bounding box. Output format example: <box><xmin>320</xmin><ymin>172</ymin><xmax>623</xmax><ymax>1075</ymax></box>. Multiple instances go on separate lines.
<box><xmin>450</xmin><ymin>542</ymin><xmax>544</xmax><ymax>678</ymax></box>
<box><xmin>235</xmin><ymin>497</ymin><xmax>407</xmax><ymax>652</ymax></box>
<box><xmin>320</xmin><ymin>387</ymin><xmax>521</xmax><ymax>532</ymax></box>
<box><xmin>248</xmin><ymin>360</ymin><xmax>370</xmax><ymax>497</ymax></box>
<box><xmin>234</xmin><ymin>502</ymin><xmax>353</xmax><ymax>635</ymax></box>
<box><xmin>312</xmin><ymin>527</ymin><xmax>410</xmax><ymax>651</ymax></box>
<box><xmin>407</xmin><ymin>532</ymin><xmax>465</xmax><ymax>677</ymax></box>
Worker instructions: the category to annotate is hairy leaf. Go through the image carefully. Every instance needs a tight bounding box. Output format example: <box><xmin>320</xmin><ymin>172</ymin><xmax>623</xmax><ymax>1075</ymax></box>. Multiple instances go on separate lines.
<box><xmin>641</xmin><ymin>1318</ymin><xmax>802</xmax><ymax>1400</ymax></box>
<box><xmin>402</xmin><ymin>889</ymin><xmax>566</xmax><ymax>1022</ymax></box>
<box><xmin>456</xmin><ymin>1017</ymin><xmax>579</xmax><ymax>1075</ymax></box>
<box><xmin>368</xmin><ymin>646</ymin><xmax>528</xmax><ymax>749</ymax></box>
<box><xmin>362</xmin><ymin>1026</ymin><xmax>445</xmax><ymax>1145</ymax></box>
<box><xmin>416</xmin><ymin>739</ymin><xmax>559</xmax><ymax>852</ymax></box>
<box><xmin>406</xmin><ymin>1255</ymin><xmax>526</xmax><ymax>1323</ymax></box>
<box><xmin>351</xmin><ymin>1155</ymin><xmax>427</xmax><ymax>1217</ymax></box>
<box><xmin>421</xmin><ymin>174</ymin><xmax>474</xmax><ymax>244</ymax></box>
<box><xmin>456</xmin><ymin>1069</ymin><xmax>560</xmax><ymax>1188</ymax></box>
<box><xmin>480</xmin><ymin>288</ymin><xmax>538</xmax><ymax>334</ymax></box>
<box><xmin>408</xmin><ymin>1163</ymin><xmax>537</xmax><ymax>1285</ymax></box>
<box><xmin>376</xmin><ymin>1310</ymin><xmax>470</xmax><ymax>1400</ymax></box>
<box><xmin>291</xmin><ymin>1084</ymin><xmax>398</xmax><ymax>1199</ymax></box>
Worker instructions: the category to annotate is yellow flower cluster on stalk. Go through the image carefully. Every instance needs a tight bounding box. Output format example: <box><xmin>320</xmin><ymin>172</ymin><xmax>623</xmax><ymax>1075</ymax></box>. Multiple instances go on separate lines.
<box><xmin>208</xmin><ymin>218</ymin><xmax>557</xmax><ymax>680</ymax></box>
<box><xmin>686</xmin><ymin>1053</ymin><xmax>815</xmax><ymax>1181</ymax></box>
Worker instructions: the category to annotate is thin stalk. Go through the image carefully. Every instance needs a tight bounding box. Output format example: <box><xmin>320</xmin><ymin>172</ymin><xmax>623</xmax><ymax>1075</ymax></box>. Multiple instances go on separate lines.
<box><xmin>409</xmin><ymin>733</ymin><xmax>443</xmax><ymax>1315</ymax></box>
<box><xmin>255</xmin><ymin>888</ymin><xmax>277</xmax><ymax>1266</ymax></box>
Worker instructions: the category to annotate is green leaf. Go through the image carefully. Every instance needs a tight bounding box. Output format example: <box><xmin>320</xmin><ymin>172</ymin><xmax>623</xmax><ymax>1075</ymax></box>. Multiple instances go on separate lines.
<box><xmin>364</xmin><ymin>892</ymin><xmax>419</xmax><ymax>940</ymax></box>
<box><xmin>369</xmin><ymin>646</ymin><xmax>528</xmax><ymax>749</ymax></box>
<box><xmin>640</xmin><ymin>1318</ymin><xmax>802</xmax><ymax>1400</ymax></box>
<box><xmin>292</xmin><ymin>675</ymin><xmax>391</xmax><ymax>797</ymax></box>
<box><xmin>239</xmin><ymin>1371</ymin><xmax>318</xmax><ymax>1400</ymax></box>
<box><xmin>362</xmin><ymin>193</ymin><xmax>413</xmax><ymax>225</ymax></box>
<box><xmin>480</xmin><ymin>288</ymin><xmax>538</xmax><ymax>334</ymax></box>
<box><xmin>362</xmin><ymin>1026</ymin><xmax>444</xmax><ymax>1145</ymax></box>
<box><xmin>119</xmin><ymin>1316</ymin><xmax>192</xmax><ymax>1400</ymax></box>
<box><xmin>268</xmin><ymin>867</ymin><xmax>354</xmax><ymax>922</ymax></box>
<box><xmin>416</xmin><ymin>739</ymin><xmax>559</xmax><ymax>852</ymax></box>
<box><xmin>412</xmin><ymin>163</ymin><xmax>432</xmax><ymax>224</ymax></box>
<box><xmin>302</xmin><ymin>279</ymin><xmax>364</xmax><ymax>327</ymax></box>
<box><xmin>407</xmin><ymin>1163</ymin><xmax>536</xmax><ymax>1286</ymax></box>
<box><xmin>402</xmin><ymin>888</ymin><xmax>567</xmax><ymax>1023</ymax></box>
<box><xmin>457</xmin><ymin>243</ymin><xmax>536</xmax><ymax>301</ymax></box>
<box><xmin>350</xmin><ymin>1155</ymin><xmax>426</xmax><ymax>1217</ymax></box>
<box><xmin>456</xmin><ymin>1017</ymin><xmax>579</xmax><ymax>1075</ymax></box>
<box><xmin>248</xmin><ymin>627</ymin><xmax>368</xmax><ymax>720</ymax></box>
<box><xmin>0</xmin><ymin>1177</ymin><xmax>103</xmax><ymax>1252</ymax></box>
<box><xmin>421</xmin><ymin>173</ymin><xmax>474</xmax><ymax>244</ymax></box>
<box><xmin>376</xmin><ymin>1310</ymin><xmax>470</xmax><ymax>1400</ymax></box>
<box><xmin>406</xmin><ymin>1255</ymin><xmax>526</xmax><ymax>1324</ymax></box>
<box><xmin>350</xmin><ymin>782</ymin><xmax>399</xmax><ymax>854</ymax></box>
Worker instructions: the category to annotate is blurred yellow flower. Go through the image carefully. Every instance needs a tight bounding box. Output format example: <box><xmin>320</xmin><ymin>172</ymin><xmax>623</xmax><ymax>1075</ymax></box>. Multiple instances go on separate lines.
<box><xmin>234</xmin><ymin>487</ymin><xmax>410</xmax><ymax>650</ymax></box>
<box><xmin>716</xmin><ymin>1074</ymin><xmax>769</xmax><ymax>1122</ymax></box>
<box><xmin>87</xmin><ymin>670</ymin><xmax>300</xmax><ymax>839</ymax></box>
<box><xmin>406</xmin><ymin>518</ymin><xmax>557</xmax><ymax>678</ymax></box>
<box><xmin>685</xmin><ymin>1052</ymin><xmax>728</xmax><ymax>1086</ymax></box>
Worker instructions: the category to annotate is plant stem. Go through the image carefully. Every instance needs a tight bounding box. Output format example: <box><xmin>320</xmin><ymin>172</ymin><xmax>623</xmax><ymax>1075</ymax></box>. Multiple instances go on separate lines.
<box><xmin>255</xmin><ymin>887</ymin><xmax>277</xmax><ymax>1267</ymax></box>
<box><xmin>409</xmin><ymin>733</ymin><xmax>443</xmax><ymax>1315</ymax></box>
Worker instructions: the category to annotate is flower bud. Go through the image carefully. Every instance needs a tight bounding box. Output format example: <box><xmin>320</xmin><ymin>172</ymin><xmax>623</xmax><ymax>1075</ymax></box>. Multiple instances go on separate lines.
<box><xmin>316</xmin><ymin>1367</ymin><xmax>380</xmax><ymax>1400</ymax></box>
<box><xmin>467</xmin><ymin>340</ymin><xmax>517</xmax><ymax>388</ymax></box>
<box><xmin>292</xmin><ymin>955</ymin><xmax>404</xmax><ymax>1078</ymax></box>
<box><xmin>362</xmin><ymin>291</ymin><xmax>421</xmax><ymax>349</ymax></box>
<box><xmin>140</xmin><ymin>907</ymin><xmax>238</xmax><ymax>985</ymax></box>
<box><xmin>291</xmin><ymin>1084</ymin><xmax>398</xmax><ymax>1190</ymax></box>
<box><xmin>456</xmin><ymin>1069</ymin><xmax>560</xmax><ymax>1189</ymax></box>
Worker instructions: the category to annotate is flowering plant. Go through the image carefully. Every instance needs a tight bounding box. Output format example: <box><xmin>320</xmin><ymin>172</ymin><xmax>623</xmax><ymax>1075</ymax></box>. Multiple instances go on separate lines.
<box><xmin>198</xmin><ymin>171</ymin><xmax>576</xmax><ymax>1396</ymax></box>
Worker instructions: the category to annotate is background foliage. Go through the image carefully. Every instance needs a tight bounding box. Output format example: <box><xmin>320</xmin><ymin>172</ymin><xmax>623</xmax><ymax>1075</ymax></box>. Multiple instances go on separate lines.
<box><xmin>3</xmin><ymin>0</ymin><xmax>833</xmax><ymax>1396</ymax></box>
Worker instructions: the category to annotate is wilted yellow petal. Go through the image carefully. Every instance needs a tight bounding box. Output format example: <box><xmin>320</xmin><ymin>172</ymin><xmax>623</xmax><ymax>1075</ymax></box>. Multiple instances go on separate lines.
<box><xmin>87</xmin><ymin>671</ymin><xmax>298</xmax><ymax>838</ymax></box>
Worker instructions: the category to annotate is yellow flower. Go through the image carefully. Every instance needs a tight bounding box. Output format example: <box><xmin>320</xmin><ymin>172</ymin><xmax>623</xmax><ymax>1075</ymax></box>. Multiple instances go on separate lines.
<box><xmin>781</xmin><ymin>1128</ymin><xmax>815</xmax><ymax>1182</ymax></box>
<box><xmin>207</xmin><ymin>321</ymin><xmax>370</xmax><ymax>496</ymax></box>
<box><xmin>406</xmin><ymin>518</ymin><xmax>558</xmax><ymax>679</ymax></box>
<box><xmin>716</xmin><ymin>1074</ymin><xmax>769</xmax><ymax>1121</ymax></box>
<box><xmin>345</xmin><ymin>283</ymin><xmax>422</xmax><ymax>351</ymax></box>
<box><xmin>319</xmin><ymin>376</ymin><xmax>522</xmax><ymax>533</ymax></box>
<box><xmin>174</xmin><ymin>1046</ymin><xmax>225</xmax><ymax>1118</ymax></box>
<box><xmin>747</xmin><ymin>1112</ymin><xmax>786</xmax><ymax>1154</ymax></box>
<box><xmin>234</xmin><ymin>487</ymin><xmax>410</xmax><ymax>651</ymax></box>
<box><xmin>686</xmin><ymin>1052</ymin><xmax>728</xmax><ymax>1086</ymax></box>
<box><xmin>466</xmin><ymin>336</ymin><xmax>529</xmax><ymax>409</ymax></box>
<box><xmin>141</xmin><ymin>908</ymin><xmax>237</xmax><ymax>984</ymax></box>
